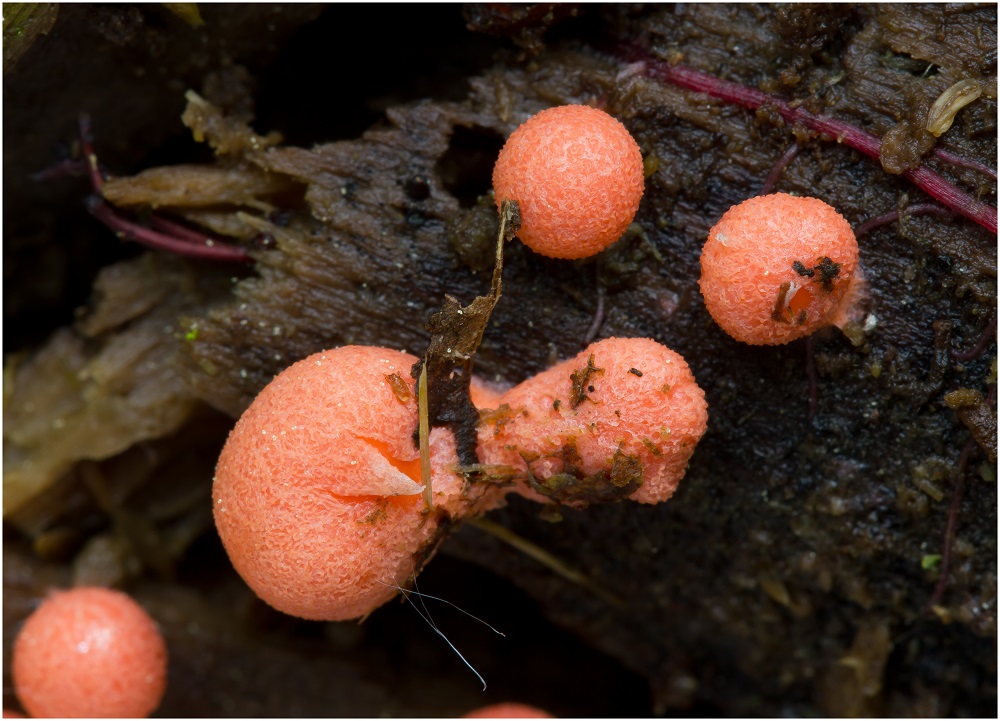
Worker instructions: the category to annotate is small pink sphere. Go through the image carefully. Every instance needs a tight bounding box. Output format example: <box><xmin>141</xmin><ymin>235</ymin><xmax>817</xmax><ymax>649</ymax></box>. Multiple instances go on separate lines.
<box><xmin>699</xmin><ymin>193</ymin><xmax>859</xmax><ymax>345</ymax></box>
<box><xmin>493</xmin><ymin>105</ymin><xmax>645</xmax><ymax>259</ymax></box>
<box><xmin>12</xmin><ymin>587</ymin><xmax>167</xmax><ymax>718</ymax></box>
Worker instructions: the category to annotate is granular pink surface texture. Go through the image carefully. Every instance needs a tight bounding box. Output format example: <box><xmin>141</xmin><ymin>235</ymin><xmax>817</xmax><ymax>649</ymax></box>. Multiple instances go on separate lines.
<box><xmin>463</xmin><ymin>702</ymin><xmax>555</xmax><ymax>718</ymax></box>
<box><xmin>479</xmin><ymin>337</ymin><xmax>708</xmax><ymax>505</ymax></box>
<box><xmin>12</xmin><ymin>587</ymin><xmax>167</xmax><ymax>718</ymax></box>
<box><xmin>493</xmin><ymin>104</ymin><xmax>645</xmax><ymax>259</ymax></box>
<box><xmin>213</xmin><ymin>346</ymin><xmax>497</xmax><ymax>621</ymax></box>
<box><xmin>699</xmin><ymin>193</ymin><xmax>859</xmax><ymax>345</ymax></box>
<box><xmin>470</xmin><ymin>375</ymin><xmax>506</xmax><ymax>409</ymax></box>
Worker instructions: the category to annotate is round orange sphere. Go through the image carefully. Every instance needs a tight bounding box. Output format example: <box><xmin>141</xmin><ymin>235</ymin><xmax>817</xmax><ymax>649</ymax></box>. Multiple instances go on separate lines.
<box><xmin>12</xmin><ymin>587</ymin><xmax>167</xmax><ymax>718</ymax></box>
<box><xmin>493</xmin><ymin>105</ymin><xmax>645</xmax><ymax>259</ymax></box>
<box><xmin>699</xmin><ymin>193</ymin><xmax>859</xmax><ymax>345</ymax></box>
<box><xmin>213</xmin><ymin>346</ymin><xmax>500</xmax><ymax>621</ymax></box>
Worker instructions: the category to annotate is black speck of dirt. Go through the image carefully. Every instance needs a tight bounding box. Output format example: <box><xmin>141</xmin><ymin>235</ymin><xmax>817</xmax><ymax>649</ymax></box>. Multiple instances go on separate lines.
<box><xmin>814</xmin><ymin>256</ymin><xmax>841</xmax><ymax>291</ymax></box>
<box><xmin>792</xmin><ymin>260</ymin><xmax>815</xmax><ymax>277</ymax></box>
<box><xmin>404</xmin><ymin>175</ymin><xmax>431</xmax><ymax>201</ymax></box>
<box><xmin>268</xmin><ymin>209</ymin><xmax>292</xmax><ymax>227</ymax></box>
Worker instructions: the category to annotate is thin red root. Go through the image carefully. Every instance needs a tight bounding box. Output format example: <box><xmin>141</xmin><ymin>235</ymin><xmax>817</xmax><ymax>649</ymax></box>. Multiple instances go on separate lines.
<box><xmin>79</xmin><ymin>114</ymin><xmax>253</xmax><ymax>264</ymax></box>
<box><xmin>86</xmin><ymin>197</ymin><xmax>252</xmax><ymax>263</ymax></box>
<box><xmin>932</xmin><ymin>147</ymin><xmax>998</xmax><ymax>181</ymax></box>
<box><xmin>148</xmin><ymin>213</ymin><xmax>225</xmax><ymax>246</ymax></box>
<box><xmin>623</xmin><ymin>51</ymin><xmax>997</xmax><ymax>234</ymax></box>
<box><xmin>926</xmin><ymin>438</ymin><xmax>976</xmax><ymax>612</ymax></box>
<box><xmin>951</xmin><ymin>314</ymin><xmax>996</xmax><ymax>362</ymax></box>
<box><xmin>759</xmin><ymin>143</ymin><xmax>801</xmax><ymax>195</ymax></box>
<box><xmin>854</xmin><ymin>203</ymin><xmax>956</xmax><ymax>238</ymax></box>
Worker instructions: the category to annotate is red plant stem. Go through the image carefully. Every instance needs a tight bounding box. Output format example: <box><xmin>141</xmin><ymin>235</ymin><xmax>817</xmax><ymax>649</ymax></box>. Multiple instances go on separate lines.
<box><xmin>932</xmin><ymin>147</ymin><xmax>998</xmax><ymax>181</ymax></box>
<box><xmin>926</xmin><ymin>438</ymin><xmax>976</xmax><ymax>612</ymax></box>
<box><xmin>854</xmin><ymin>202</ymin><xmax>956</xmax><ymax>238</ymax></box>
<box><xmin>759</xmin><ymin>142</ymin><xmax>800</xmax><ymax>195</ymax></box>
<box><xmin>906</xmin><ymin>164</ymin><xmax>996</xmax><ymax>233</ymax></box>
<box><xmin>951</xmin><ymin>313</ymin><xmax>996</xmax><ymax>362</ymax></box>
<box><xmin>633</xmin><ymin>56</ymin><xmax>997</xmax><ymax>234</ymax></box>
<box><xmin>148</xmin><ymin>214</ymin><xmax>222</xmax><ymax>246</ymax></box>
<box><xmin>80</xmin><ymin>113</ymin><xmax>253</xmax><ymax>263</ymax></box>
<box><xmin>86</xmin><ymin>197</ymin><xmax>252</xmax><ymax>263</ymax></box>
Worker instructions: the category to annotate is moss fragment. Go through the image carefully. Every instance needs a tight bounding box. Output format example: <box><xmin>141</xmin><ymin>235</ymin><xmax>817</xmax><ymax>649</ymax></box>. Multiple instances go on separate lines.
<box><xmin>569</xmin><ymin>354</ymin><xmax>604</xmax><ymax>409</ymax></box>
<box><xmin>526</xmin><ymin>445</ymin><xmax>643</xmax><ymax>506</ymax></box>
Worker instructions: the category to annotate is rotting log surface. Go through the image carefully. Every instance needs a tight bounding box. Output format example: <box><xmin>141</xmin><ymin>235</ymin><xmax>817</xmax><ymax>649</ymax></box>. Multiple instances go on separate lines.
<box><xmin>3</xmin><ymin>4</ymin><xmax>996</xmax><ymax>717</ymax></box>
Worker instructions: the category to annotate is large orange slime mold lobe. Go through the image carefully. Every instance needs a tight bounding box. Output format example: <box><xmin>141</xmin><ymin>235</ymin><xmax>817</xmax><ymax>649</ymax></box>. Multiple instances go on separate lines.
<box><xmin>215</xmin><ymin>337</ymin><xmax>705</xmax><ymax>620</ymax></box>
<box><xmin>12</xmin><ymin>587</ymin><xmax>167</xmax><ymax>719</ymax></box>
<box><xmin>699</xmin><ymin>193</ymin><xmax>859</xmax><ymax>345</ymax></box>
<box><xmin>493</xmin><ymin>104</ymin><xmax>645</xmax><ymax>259</ymax></box>
<box><xmin>212</xmin><ymin>346</ymin><xmax>482</xmax><ymax>621</ymax></box>
<box><xmin>479</xmin><ymin>337</ymin><xmax>708</xmax><ymax>505</ymax></box>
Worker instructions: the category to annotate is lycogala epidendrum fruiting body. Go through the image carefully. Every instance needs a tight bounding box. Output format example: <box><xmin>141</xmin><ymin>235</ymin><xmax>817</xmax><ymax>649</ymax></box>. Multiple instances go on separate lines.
<box><xmin>12</xmin><ymin>587</ymin><xmax>168</xmax><ymax>718</ymax></box>
<box><xmin>478</xmin><ymin>337</ymin><xmax>708</xmax><ymax>506</ymax></box>
<box><xmin>493</xmin><ymin>104</ymin><xmax>645</xmax><ymax>260</ymax></box>
<box><xmin>212</xmin><ymin>346</ymin><xmax>501</xmax><ymax>621</ymax></box>
<box><xmin>214</xmin><ymin>340</ymin><xmax>708</xmax><ymax>621</ymax></box>
<box><xmin>699</xmin><ymin>193</ymin><xmax>861</xmax><ymax>345</ymax></box>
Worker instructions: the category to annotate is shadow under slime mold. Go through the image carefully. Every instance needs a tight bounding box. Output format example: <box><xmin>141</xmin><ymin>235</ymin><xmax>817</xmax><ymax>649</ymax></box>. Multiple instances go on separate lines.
<box><xmin>3</xmin><ymin>3</ymin><xmax>996</xmax><ymax>717</ymax></box>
